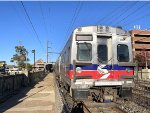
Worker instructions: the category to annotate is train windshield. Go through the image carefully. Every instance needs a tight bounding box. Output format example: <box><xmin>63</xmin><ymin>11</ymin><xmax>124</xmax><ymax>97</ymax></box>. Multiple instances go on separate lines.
<box><xmin>77</xmin><ymin>43</ymin><xmax>92</xmax><ymax>61</ymax></box>
<box><xmin>97</xmin><ymin>45</ymin><xmax>108</xmax><ymax>64</ymax></box>
<box><xmin>117</xmin><ymin>44</ymin><xmax>129</xmax><ymax>62</ymax></box>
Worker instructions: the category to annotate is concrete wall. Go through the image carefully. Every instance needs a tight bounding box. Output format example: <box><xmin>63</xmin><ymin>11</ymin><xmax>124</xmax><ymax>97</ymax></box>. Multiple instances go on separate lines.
<box><xmin>28</xmin><ymin>71</ymin><xmax>46</xmax><ymax>86</ymax></box>
<box><xmin>0</xmin><ymin>71</ymin><xmax>46</xmax><ymax>103</ymax></box>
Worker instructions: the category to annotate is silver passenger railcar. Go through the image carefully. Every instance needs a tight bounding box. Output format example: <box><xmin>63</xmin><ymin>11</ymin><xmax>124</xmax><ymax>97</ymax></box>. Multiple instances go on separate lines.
<box><xmin>55</xmin><ymin>26</ymin><xmax>134</xmax><ymax>102</ymax></box>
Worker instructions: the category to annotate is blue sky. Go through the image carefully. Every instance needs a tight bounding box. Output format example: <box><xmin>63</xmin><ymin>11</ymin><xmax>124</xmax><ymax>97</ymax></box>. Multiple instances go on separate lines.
<box><xmin>0</xmin><ymin>1</ymin><xmax>150</xmax><ymax>65</ymax></box>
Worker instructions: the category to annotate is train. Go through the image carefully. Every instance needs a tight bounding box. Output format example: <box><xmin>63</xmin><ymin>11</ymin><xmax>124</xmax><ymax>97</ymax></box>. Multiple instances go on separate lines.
<box><xmin>54</xmin><ymin>26</ymin><xmax>134</xmax><ymax>102</ymax></box>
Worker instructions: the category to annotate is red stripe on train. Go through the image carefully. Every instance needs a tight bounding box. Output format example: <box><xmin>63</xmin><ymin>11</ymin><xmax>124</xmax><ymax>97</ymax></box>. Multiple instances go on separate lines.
<box><xmin>66</xmin><ymin>70</ymin><xmax>134</xmax><ymax>80</ymax></box>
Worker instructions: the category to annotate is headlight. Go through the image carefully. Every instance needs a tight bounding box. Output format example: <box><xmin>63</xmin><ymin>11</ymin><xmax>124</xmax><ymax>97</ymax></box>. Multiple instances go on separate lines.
<box><xmin>76</xmin><ymin>67</ymin><xmax>82</xmax><ymax>73</ymax></box>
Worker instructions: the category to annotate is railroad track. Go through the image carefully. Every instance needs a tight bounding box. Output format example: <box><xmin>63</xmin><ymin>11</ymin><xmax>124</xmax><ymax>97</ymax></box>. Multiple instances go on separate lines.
<box><xmin>132</xmin><ymin>79</ymin><xmax>150</xmax><ymax>109</ymax></box>
<box><xmin>55</xmin><ymin>74</ymin><xmax>150</xmax><ymax>113</ymax></box>
<box><xmin>55</xmin><ymin>76</ymin><xmax>127</xmax><ymax>113</ymax></box>
<box><xmin>82</xmin><ymin>100</ymin><xmax>126</xmax><ymax>113</ymax></box>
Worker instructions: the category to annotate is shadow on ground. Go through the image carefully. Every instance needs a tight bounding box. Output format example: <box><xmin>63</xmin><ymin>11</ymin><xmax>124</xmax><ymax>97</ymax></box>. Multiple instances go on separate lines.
<box><xmin>61</xmin><ymin>102</ymin><xmax>85</xmax><ymax>113</ymax></box>
<box><xmin>0</xmin><ymin>71</ymin><xmax>48</xmax><ymax>112</ymax></box>
<box><xmin>70</xmin><ymin>102</ymin><xmax>85</xmax><ymax>113</ymax></box>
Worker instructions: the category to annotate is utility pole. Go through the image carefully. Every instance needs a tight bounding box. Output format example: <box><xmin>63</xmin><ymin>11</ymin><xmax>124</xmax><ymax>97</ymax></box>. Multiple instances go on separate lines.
<box><xmin>47</xmin><ymin>41</ymin><xmax>49</xmax><ymax>63</ymax></box>
<box><xmin>46</xmin><ymin>41</ymin><xmax>52</xmax><ymax>63</ymax></box>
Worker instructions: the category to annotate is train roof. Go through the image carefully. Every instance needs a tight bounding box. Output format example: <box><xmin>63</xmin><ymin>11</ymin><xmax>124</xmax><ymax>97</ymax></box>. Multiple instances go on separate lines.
<box><xmin>73</xmin><ymin>25</ymin><xmax>130</xmax><ymax>36</ymax></box>
<box><xmin>56</xmin><ymin>25</ymin><xmax>130</xmax><ymax>62</ymax></box>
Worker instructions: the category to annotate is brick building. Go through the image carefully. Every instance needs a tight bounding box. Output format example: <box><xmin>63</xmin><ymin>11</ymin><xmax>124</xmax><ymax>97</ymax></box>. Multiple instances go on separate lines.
<box><xmin>34</xmin><ymin>59</ymin><xmax>45</xmax><ymax>71</ymax></box>
<box><xmin>130</xmin><ymin>29</ymin><xmax>150</xmax><ymax>68</ymax></box>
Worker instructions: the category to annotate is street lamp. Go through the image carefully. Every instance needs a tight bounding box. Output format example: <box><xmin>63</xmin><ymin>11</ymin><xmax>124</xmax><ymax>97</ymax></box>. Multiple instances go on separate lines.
<box><xmin>32</xmin><ymin>49</ymin><xmax>35</xmax><ymax>70</ymax></box>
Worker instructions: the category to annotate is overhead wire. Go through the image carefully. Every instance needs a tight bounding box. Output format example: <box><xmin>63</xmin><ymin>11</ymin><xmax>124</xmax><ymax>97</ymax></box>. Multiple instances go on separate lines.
<box><xmin>93</xmin><ymin>2</ymin><xmax>150</xmax><ymax>51</ymax></box>
<box><xmin>48</xmin><ymin>8</ymin><xmax>54</xmax><ymax>48</ymax></box>
<box><xmin>114</xmin><ymin>2</ymin><xmax>149</xmax><ymax>26</ymax></box>
<box><xmin>12</xmin><ymin>3</ymin><xmax>34</xmax><ymax>40</ymax></box>
<box><xmin>20</xmin><ymin>1</ymin><xmax>45</xmax><ymax>51</ymax></box>
<box><xmin>39</xmin><ymin>2</ymin><xmax>49</xmax><ymax>40</ymax></box>
<box><xmin>98</xmin><ymin>5</ymin><xmax>150</xmax><ymax>54</ymax></box>
<box><xmin>95</xmin><ymin>1</ymin><xmax>126</xmax><ymax>25</ymax></box>
<box><xmin>119</xmin><ymin>2</ymin><xmax>150</xmax><ymax>38</ymax></box>
<box><xmin>126</xmin><ymin>12</ymin><xmax>150</xmax><ymax>43</ymax></box>
<box><xmin>48</xmin><ymin>8</ymin><xmax>52</xmax><ymax>48</ymax></box>
<box><xmin>58</xmin><ymin>1</ymin><xmax>83</xmax><ymax>54</ymax></box>
<box><xmin>69</xmin><ymin>2</ymin><xmax>83</xmax><ymax>34</ymax></box>
<box><xmin>107</xmin><ymin>1</ymin><xmax>139</xmax><ymax>25</ymax></box>
<box><xmin>124</xmin><ymin>14</ymin><xmax>150</xmax><ymax>46</ymax></box>
<box><xmin>48</xmin><ymin>8</ymin><xmax>52</xmax><ymax>35</ymax></box>
<box><xmin>123</xmin><ymin>9</ymin><xmax>150</xmax><ymax>27</ymax></box>
<box><xmin>116</xmin><ymin>1</ymin><xmax>150</xmax><ymax>34</ymax></box>
<box><xmin>65</xmin><ymin>1</ymin><xmax>82</xmax><ymax>39</ymax></box>
<box><xmin>106</xmin><ymin>1</ymin><xmax>150</xmax><ymax>43</ymax></box>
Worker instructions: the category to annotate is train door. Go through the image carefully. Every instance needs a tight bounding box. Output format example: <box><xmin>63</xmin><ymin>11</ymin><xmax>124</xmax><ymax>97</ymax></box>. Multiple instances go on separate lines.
<box><xmin>97</xmin><ymin>36</ymin><xmax>112</xmax><ymax>79</ymax></box>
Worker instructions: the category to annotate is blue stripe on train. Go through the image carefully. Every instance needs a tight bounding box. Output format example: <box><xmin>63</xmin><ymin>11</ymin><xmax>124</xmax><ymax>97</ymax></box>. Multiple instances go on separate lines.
<box><xmin>69</xmin><ymin>64</ymin><xmax>133</xmax><ymax>70</ymax></box>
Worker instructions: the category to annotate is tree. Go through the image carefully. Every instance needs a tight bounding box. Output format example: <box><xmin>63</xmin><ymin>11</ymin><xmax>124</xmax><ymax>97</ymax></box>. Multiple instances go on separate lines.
<box><xmin>26</xmin><ymin>63</ymin><xmax>33</xmax><ymax>71</ymax></box>
<box><xmin>135</xmin><ymin>48</ymin><xmax>150</xmax><ymax>69</ymax></box>
<box><xmin>11</xmin><ymin>46</ymin><xmax>29</xmax><ymax>69</ymax></box>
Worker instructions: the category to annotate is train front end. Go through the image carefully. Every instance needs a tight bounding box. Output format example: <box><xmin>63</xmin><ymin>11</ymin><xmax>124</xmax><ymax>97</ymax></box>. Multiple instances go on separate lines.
<box><xmin>70</xmin><ymin>26</ymin><xmax>134</xmax><ymax>101</ymax></box>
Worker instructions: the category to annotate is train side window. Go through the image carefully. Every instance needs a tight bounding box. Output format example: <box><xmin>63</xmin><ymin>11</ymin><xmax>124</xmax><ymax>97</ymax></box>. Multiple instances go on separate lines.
<box><xmin>64</xmin><ymin>51</ymin><xmax>66</xmax><ymax>63</ymax></box>
<box><xmin>77</xmin><ymin>43</ymin><xmax>92</xmax><ymax>61</ymax></box>
<box><xmin>97</xmin><ymin>45</ymin><xmax>108</xmax><ymax>64</ymax></box>
<box><xmin>117</xmin><ymin>44</ymin><xmax>129</xmax><ymax>62</ymax></box>
<box><xmin>67</xmin><ymin>47</ymin><xmax>70</xmax><ymax>63</ymax></box>
<box><xmin>61</xmin><ymin>54</ymin><xmax>64</xmax><ymax>63</ymax></box>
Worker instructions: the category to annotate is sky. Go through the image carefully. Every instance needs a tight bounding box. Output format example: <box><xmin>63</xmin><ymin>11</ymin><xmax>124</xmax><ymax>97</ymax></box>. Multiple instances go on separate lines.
<box><xmin>0</xmin><ymin>1</ymin><xmax>150</xmax><ymax>65</ymax></box>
